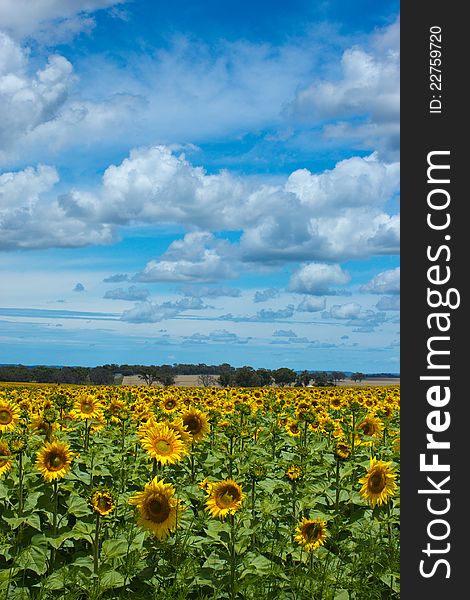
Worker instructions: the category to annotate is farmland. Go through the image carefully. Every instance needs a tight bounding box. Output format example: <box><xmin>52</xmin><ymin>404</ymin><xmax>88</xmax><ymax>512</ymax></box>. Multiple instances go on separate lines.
<box><xmin>0</xmin><ymin>384</ymin><xmax>400</xmax><ymax>599</ymax></box>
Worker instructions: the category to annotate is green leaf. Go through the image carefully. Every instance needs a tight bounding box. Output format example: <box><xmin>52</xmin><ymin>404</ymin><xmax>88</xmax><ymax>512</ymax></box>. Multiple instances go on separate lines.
<box><xmin>16</xmin><ymin>539</ymin><xmax>48</xmax><ymax>575</ymax></box>
<box><xmin>66</xmin><ymin>493</ymin><xmax>91</xmax><ymax>517</ymax></box>
<box><xmin>101</xmin><ymin>538</ymin><xmax>129</xmax><ymax>560</ymax></box>
<box><xmin>240</xmin><ymin>553</ymin><xmax>272</xmax><ymax>577</ymax></box>
<box><xmin>334</xmin><ymin>590</ymin><xmax>350</xmax><ymax>600</ymax></box>
<box><xmin>99</xmin><ymin>569</ymin><xmax>125</xmax><ymax>589</ymax></box>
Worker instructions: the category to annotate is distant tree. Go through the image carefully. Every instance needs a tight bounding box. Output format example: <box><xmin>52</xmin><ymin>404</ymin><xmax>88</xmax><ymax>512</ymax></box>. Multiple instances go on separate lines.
<box><xmin>139</xmin><ymin>366</ymin><xmax>162</xmax><ymax>386</ymax></box>
<box><xmin>296</xmin><ymin>370</ymin><xmax>312</xmax><ymax>387</ymax></box>
<box><xmin>351</xmin><ymin>372</ymin><xmax>365</xmax><ymax>382</ymax></box>
<box><xmin>312</xmin><ymin>371</ymin><xmax>334</xmax><ymax>387</ymax></box>
<box><xmin>158</xmin><ymin>369</ymin><xmax>176</xmax><ymax>386</ymax></box>
<box><xmin>272</xmin><ymin>367</ymin><xmax>297</xmax><ymax>387</ymax></box>
<box><xmin>255</xmin><ymin>368</ymin><xmax>273</xmax><ymax>387</ymax></box>
<box><xmin>233</xmin><ymin>366</ymin><xmax>261</xmax><ymax>388</ymax></box>
<box><xmin>331</xmin><ymin>371</ymin><xmax>346</xmax><ymax>384</ymax></box>
<box><xmin>89</xmin><ymin>367</ymin><xmax>115</xmax><ymax>385</ymax></box>
<box><xmin>197</xmin><ymin>374</ymin><xmax>218</xmax><ymax>387</ymax></box>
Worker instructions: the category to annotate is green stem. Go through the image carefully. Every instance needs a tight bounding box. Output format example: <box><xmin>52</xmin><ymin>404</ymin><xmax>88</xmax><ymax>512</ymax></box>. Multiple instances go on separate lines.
<box><xmin>84</xmin><ymin>418</ymin><xmax>90</xmax><ymax>450</ymax></box>
<box><xmin>229</xmin><ymin>514</ymin><xmax>236</xmax><ymax>600</ymax></box>
<box><xmin>93</xmin><ymin>513</ymin><xmax>101</xmax><ymax>577</ymax></box>
<box><xmin>49</xmin><ymin>480</ymin><xmax>59</xmax><ymax>574</ymax></box>
<box><xmin>18</xmin><ymin>451</ymin><xmax>24</xmax><ymax>515</ymax></box>
<box><xmin>292</xmin><ymin>480</ymin><xmax>297</xmax><ymax>523</ymax></box>
<box><xmin>228</xmin><ymin>436</ymin><xmax>234</xmax><ymax>479</ymax></box>
<box><xmin>335</xmin><ymin>457</ymin><xmax>341</xmax><ymax>512</ymax></box>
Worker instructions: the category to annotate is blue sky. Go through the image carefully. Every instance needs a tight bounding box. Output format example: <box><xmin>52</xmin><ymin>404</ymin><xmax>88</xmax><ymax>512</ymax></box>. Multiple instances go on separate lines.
<box><xmin>0</xmin><ymin>0</ymin><xmax>400</xmax><ymax>372</ymax></box>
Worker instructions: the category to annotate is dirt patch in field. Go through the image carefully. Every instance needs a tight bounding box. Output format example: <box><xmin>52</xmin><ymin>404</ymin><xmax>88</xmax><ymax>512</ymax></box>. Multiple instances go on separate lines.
<box><xmin>120</xmin><ymin>375</ymin><xmax>399</xmax><ymax>388</ymax></box>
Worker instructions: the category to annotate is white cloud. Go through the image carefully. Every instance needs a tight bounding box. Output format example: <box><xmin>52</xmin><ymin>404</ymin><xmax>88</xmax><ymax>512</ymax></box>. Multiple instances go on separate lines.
<box><xmin>376</xmin><ymin>296</ymin><xmax>400</xmax><ymax>311</ymax></box>
<box><xmin>273</xmin><ymin>329</ymin><xmax>297</xmax><ymax>338</ymax></box>
<box><xmin>133</xmin><ymin>231</ymin><xmax>238</xmax><ymax>283</ymax></box>
<box><xmin>324</xmin><ymin>303</ymin><xmax>362</xmax><ymax>320</ymax></box>
<box><xmin>291</xmin><ymin>18</ymin><xmax>400</xmax><ymax>158</ymax></box>
<box><xmin>104</xmin><ymin>286</ymin><xmax>150</xmax><ymax>301</ymax></box>
<box><xmin>296</xmin><ymin>297</ymin><xmax>326</xmax><ymax>312</ymax></box>
<box><xmin>253</xmin><ymin>288</ymin><xmax>280</xmax><ymax>303</ymax></box>
<box><xmin>180</xmin><ymin>285</ymin><xmax>242</xmax><ymax>298</ymax></box>
<box><xmin>0</xmin><ymin>1</ymin><xmax>125</xmax><ymax>41</ymax></box>
<box><xmin>360</xmin><ymin>267</ymin><xmax>400</xmax><ymax>294</ymax></box>
<box><xmin>288</xmin><ymin>263</ymin><xmax>350</xmax><ymax>295</ymax></box>
<box><xmin>0</xmin><ymin>164</ymin><xmax>114</xmax><ymax>250</ymax></box>
<box><xmin>0</xmin><ymin>33</ymin><xmax>75</xmax><ymax>157</ymax></box>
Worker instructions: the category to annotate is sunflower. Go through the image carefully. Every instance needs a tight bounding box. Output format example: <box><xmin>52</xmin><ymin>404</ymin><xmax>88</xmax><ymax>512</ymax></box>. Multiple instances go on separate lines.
<box><xmin>359</xmin><ymin>457</ymin><xmax>398</xmax><ymax>508</ymax></box>
<box><xmin>0</xmin><ymin>440</ymin><xmax>13</xmax><ymax>477</ymax></box>
<box><xmin>129</xmin><ymin>477</ymin><xmax>184</xmax><ymax>540</ymax></box>
<box><xmin>358</xmin><ymin>414</ymin><xmax>384</xmax><ymax>438</ymax></box>
<box><xmin>160</xmin><ymin>397</ymin><xmax>179</xmax><ymax>413</ymax></box>
<box><xmin>140</xmin><ymin>423</ymin><xmax>188</xmax><ymax>466</ymax></box>
<box><xmin>181</xmin><ymin>407</ymin><xmax>210</xmax><ymax>443</ymax></box>
<box><xmin>294</xmin><ymin>518</ymin><xmax>328</xmax><ymax>551</ymax></box>
<box><xmin>90</xmin><ymin>489</ymin><xmax>115</xmax><ymax>516</ymax></box>
<box><xmin>285</xmin><ymin>419</ymin><xmax>301</xmax><ymax>437</ymax></box>
<box><xmin>205</xmin><ymin>479</ymin><xmax>245</xmax><ymax>520</ymax></box>
<box><xmin>334</xmin><ymin>440</ymin><xmax>351</xmax><ymax>461</ymax></box>
<box><xmin>167</xmin><ymin>417</ymin><xmax>192</xmax><ymax>445</ymax></box>
<box><xmin>286</xmin><ymin>464</ymin><xmax>303</xmax><ymax>481</ymax></box>
<box><xmin>0</xmin><ymin>399</ymin><xmax>21</xmax><ymax>433</ymax></box>
<box><xmin>36</xmin><ymin>440</ymin><xmax>73</xmax><ymax>482</ymax></box>
<box><xmin>71</xmin><ymin>395</ymin><xmax>104</xmax><ymax>421</ymax></box>
<box><xmin>198</xmin><ymin>478</ymin><xmax>213</xmax><ymax>494</ymax></box>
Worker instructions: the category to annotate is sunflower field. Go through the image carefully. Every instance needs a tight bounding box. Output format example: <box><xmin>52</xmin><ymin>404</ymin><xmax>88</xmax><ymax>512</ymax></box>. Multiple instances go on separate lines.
<box><xmin>0</xmin><ymin>383</ymin><xmax>400</xmax><ymax>600</ymax></box>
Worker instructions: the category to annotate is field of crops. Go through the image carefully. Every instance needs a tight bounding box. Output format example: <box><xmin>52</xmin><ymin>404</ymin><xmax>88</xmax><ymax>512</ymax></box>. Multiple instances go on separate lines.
<box><xmin>0</xmin><ymin>384</ymin><xmax>400</xmax><ymax>600</ymax></box>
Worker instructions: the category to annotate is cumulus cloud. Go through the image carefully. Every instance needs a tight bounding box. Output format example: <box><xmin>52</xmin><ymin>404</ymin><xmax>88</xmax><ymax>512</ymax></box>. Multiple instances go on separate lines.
<box><xmin>273</xmin><ymin>329</ymin><xmax>297</xmax><ymax>337</ymax></box>
<box><xmin>296</xmin><ymin>297</ymin><xmax>326</xmax><ymax>312</ymax></box>
<box><xmin>184</xmin><ymin>329</ymin><xmax>248</xmax><ymax>344</ymax></box>
<box><xmin>288</xmin><ymin>263</ymin><xmax>351</xmax><ymax>295</ymax></box>
<box><xmin>360</xmin><ymin>267</ymin><xmax>400</xmax><ymax>294</ymax></box>
<box><xmin>103</xmin><ymin>274</ymin><xmax>129</xmax><ymax>283</ymax></box>
<box><xmin>291</xmin><ymin>18</ymin><xmax>400</xmax><ymax>158</ymax></box>
<box><xmin>0</xmin><ymin>164</ymin><xmax>114</xmax><ymax>250</ymax></box>
<box><xmin>180</xmin><ymin>285</ymin><xmax>242</xmax><ymax>298</ymax></box>
<box><xmin>0</xmin><ymin>0</ymin><xmax>126</xmax><ymax>41</ymax></box>
<box><xmin>323</xmin><ymin>302</ymin><xmax>362</xmax><ymax>320</ymax></box>
<box><xmin>133</xmin><ymin>231</ymin><xmax>238</xmax><ymax>283</ymax></box>
<box><xmin>0</xmin><ymin>33</ymin><xmax>75</xmax><ymax>158</ymax></box>
<box><xmin>375</xmin><ymin>296</ymin><xmax>400</xmax><ymax>311</ymax></box>
<box><xmin>119</xmin><ymin>295</ymin><xmax>210</xmax><ymax>323</ymax></box>
<box><xmin>73</xmin><ymin>283</ymin><xmax>85</xmax><ymax>292</ymax></box>
<box><xmin>104</xmin><ymin>286</ymin><xmax>150</xmax><ymax>301</ymax></box>
<box><xmin>253</xmin><ymin>288</ymin><xmax>280</xmax><ymax>303</ymax></box>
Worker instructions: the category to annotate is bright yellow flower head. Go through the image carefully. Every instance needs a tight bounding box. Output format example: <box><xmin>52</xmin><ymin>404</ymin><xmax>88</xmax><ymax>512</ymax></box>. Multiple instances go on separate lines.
<box><xmin>36</xmin><ymin>440</ymin><xmax>74</xmax><ymax>482</ymax></box>
<box><xmin>359</xmin><ymin>457</ymin><xmax>398</xmax><ymax>508</ymax></box>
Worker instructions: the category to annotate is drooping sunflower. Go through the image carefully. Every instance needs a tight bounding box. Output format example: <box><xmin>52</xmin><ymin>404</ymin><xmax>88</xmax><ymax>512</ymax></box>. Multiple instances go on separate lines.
<box><xmin>90</xmin><ymin>489</ymin><xmax>115</xmax><ymax>516</ymax></box>
<box><xmin>359</xmin><ymin>457</ymin><xmax>398</xmax><ymax>508</ymax></box>
<box><xmin>294</xmin><ymin>518</ymin><xmax>328</xmax><ymax>551</ymax></box>
<box><xmin>129</xmin><ymin>477</ymin><xmax>184</xmax><ymax>540</ymax></box>
<box><xmin>181</xmin><ymin>407</ymin><xmax>210</xmax><ymax>443</ymax></box>
<box><xmin>205</xmin><ymin>479</ymin><xmax>245</xmax><ymax>520</ymax></box>
<box><xmin>36</xmin><ymin>440</ymin><xmax>73</xmax><ymax>482</ymax></box>
<box><xmin>0</xmin><ymin>399</ymin><xmax>21</xmax><ymax>433</ymax></box>
<box><xmin>358</xmin><ymin>414</ymin><xmax>384</xmax><ymax>439</ymax></box>
<box><xmin>285</xmin><ymin>419</ymin><xmax>301</xmax><ymax>437</ymax></box>
<box><xmin>334</xmin><ymin>440</ymin><xmax>351</xmax><ymax>461</ymax></box>
<box><xmin>71</xmin><ymin>395</ymin><xmax>104</xmax><ymax>421</ymax></box>
<box><xmin>140</xmin><ymin>423</ymin><xmax>188</xmax><ymax>466</ymax></box>
<box><xmin>0</xmin><ymin>440</ymin><xmax>13</xmax><ymax>477</ymax></box>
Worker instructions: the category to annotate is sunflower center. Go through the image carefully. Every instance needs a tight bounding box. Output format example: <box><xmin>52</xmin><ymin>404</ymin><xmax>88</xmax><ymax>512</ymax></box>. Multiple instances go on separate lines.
<box><xmin>305</xmin><ymin>522</ymin><xmax>322</xmax><ymax>541</ymax></box>
<box><xmin>155</xmin><ymin>440</ymin><xmax>172</xmax><ymax>455</ymax></box>
<box><xmin>368</xmin><ymin>469</ymin><xmax>386</xmax><ymax>493</ymax></box>
<box><xmin>184</xmin><ymin>417</ymin><xmax>201</xmax><ymax>434</ymax></box>
<box><xmin>97</xmin><ymin>495</ymin><xmax>112</xmax><ymax>511</ymax></box>
<box><xmin>0</xmin><ymin>409</ymin><xmax>13</xmax><ymax>425</ymax></box>
<box><xmin>165</xmin><ymin>400</ymin><xmax>176</xmax><ymax>409</ymax></box>
<box><xmin>216</xmin><ymin>485</ymin><xmax>239</xmax><ymax>507</ymax></box>
<box><xmin>81</xmin><ymin>402</ymin><xmax>94</xmax><ymax>414</ymax></box>
<box><xmin>361</xmin><ymin>422</ymin><xmax>375</xmax><ymax>436</ymax></box>
<box><xmin>146</xmin><ymin>495</ymin><xmax>171</xmax><ymax>523</ymax></box>
<box><xmin>47</xmin><ymin>452</ymin><xmax>66</xmax><ymax>470</ymax></box>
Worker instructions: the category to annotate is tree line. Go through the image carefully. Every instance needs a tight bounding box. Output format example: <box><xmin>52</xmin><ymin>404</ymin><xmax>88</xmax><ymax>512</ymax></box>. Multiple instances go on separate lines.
<box><xmin>0</xmin><ymin>363</ymin><xmax>365</xmax><ymax>387</ymax></box>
